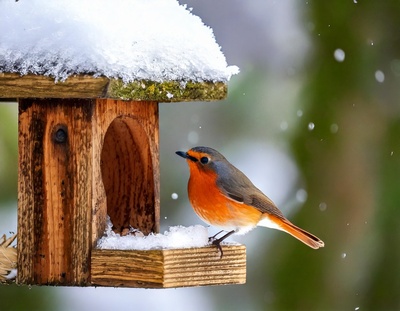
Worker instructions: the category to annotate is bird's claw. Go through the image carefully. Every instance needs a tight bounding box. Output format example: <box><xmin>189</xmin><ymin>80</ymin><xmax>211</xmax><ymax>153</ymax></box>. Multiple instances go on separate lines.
<box><xmin>208</xmin><ymin>230</ymin><xmax>225</xmax><ymax>258</ymax></box>
<box><xmin>208</xmin><ymin>230</ymin><xmax>224</xmax><ymax>243</ymax></box>
<box><xmin>207</xmin><ymin>229</ymin><xmax>236</xmax><ymax>259</ymax></box>
<box><xmin>212</xmin><ymin>238</ymin><xmax>224</xmax><ymax>259</ymax></box>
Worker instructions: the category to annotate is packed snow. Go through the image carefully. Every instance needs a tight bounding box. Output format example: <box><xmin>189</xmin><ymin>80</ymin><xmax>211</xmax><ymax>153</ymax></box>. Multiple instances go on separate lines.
<box><xmin>97</xmin><ymin>217</ymin><xmax>209</xmax><ymax>250</ymax></box>
<box><xmin>0</xmin><ymin>0</ymin><xmax>239</xmax><ymax>82</ymax></box>
<box><xmin>6</xmin><ymin>269</ymin><xmax>17</xmax><ymax>280</ymax></box>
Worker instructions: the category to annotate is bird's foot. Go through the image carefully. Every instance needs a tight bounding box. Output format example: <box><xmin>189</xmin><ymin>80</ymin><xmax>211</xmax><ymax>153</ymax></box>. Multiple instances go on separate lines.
<box><xmin>208</xmin><ymin>230</ymin><xmax>224</xmax><ymax>243</ymax></box>
<box><xmin>207</xmin><ymin>230</ymin><xmax>236</xmax><ymax>259</ymax></box>
<box><xmin>212</xmin><ymin>238</ymin><xmax>224</xmax><ymax>259</ymax></box>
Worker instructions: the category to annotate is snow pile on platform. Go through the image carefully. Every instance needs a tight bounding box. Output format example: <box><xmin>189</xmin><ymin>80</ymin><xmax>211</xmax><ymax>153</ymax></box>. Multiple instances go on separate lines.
<box><xmin>0</xmin><ymin>0</ymin><xmax>238</xmax><ymax>83</ymax></box>
<box><xmin>97</xmin><ymin>218</ymin><xmax>209</xmax><ymax>250</ymax></box>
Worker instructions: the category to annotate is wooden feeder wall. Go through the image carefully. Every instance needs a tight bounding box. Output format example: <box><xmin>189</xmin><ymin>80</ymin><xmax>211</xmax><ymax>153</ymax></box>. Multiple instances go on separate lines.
<box><xmin>1</xmin><ymin>73</ymin><xmax>246</xmax><ymax>288</ymax></box>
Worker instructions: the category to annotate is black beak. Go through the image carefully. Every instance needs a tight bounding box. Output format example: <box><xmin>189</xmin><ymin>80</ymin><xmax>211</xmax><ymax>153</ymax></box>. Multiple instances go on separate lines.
<box><xmin>176</xmin><ymin>151</ymin><xmax>198</xmax><ymax>162</ymax></box>
<box><xmin>176</xmin><ymin>151</ymin><xmax>187</xmax><ymax>158</ymax></box>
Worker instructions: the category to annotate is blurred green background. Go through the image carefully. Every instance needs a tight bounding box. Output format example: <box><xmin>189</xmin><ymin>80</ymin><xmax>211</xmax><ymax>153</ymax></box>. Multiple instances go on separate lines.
<box><xmin>1</xmin><ymin>1</ymin><xmax>399</xmax><ymax>310</ymax></box>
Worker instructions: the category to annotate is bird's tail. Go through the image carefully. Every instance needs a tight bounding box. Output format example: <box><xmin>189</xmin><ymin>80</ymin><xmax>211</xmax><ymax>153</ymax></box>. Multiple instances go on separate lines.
<box><xmin>259</xmin><ymin>214</ymin><xmax>325</xmax><ymax>249</ymax></box>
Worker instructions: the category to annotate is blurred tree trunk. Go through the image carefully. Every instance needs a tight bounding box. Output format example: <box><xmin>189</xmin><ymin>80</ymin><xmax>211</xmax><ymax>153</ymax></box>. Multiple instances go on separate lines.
<box><xmin>266</xmin><ymin>1</ymin><xmax>400</xmax><ymax>310</ymax></box>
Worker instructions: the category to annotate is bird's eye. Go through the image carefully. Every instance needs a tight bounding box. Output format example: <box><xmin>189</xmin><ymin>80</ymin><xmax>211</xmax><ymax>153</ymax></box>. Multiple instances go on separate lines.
<box><xmin>200</xmin><ymin>157</ymin><xmax>209</xmax><ymax>164</ymax></box>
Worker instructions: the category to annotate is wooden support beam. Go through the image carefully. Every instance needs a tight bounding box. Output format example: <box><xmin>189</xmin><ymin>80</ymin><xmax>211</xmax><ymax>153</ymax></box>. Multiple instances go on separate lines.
<box><xmin>91</xmin><ymin>245</ymin><xmax>246</xmax><ymax>288</ymax></box>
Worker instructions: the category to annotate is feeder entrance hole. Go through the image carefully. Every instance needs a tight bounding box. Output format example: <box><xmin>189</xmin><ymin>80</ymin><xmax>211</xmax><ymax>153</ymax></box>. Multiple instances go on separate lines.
<box><xmin>100</xmin><ymin>116</ymin><xmax>157</xmax><ymax>235</ymax></box>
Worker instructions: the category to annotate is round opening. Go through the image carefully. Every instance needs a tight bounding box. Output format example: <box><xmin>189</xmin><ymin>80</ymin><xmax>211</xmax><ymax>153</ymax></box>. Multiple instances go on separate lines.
<box><xmin>101</xmin><ymin>116</ymin><xmax>156</xmax><ymax>235</ymax></box>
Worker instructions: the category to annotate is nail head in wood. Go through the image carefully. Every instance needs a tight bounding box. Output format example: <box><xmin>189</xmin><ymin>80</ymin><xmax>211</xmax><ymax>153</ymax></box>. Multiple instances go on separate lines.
<box><xmin>52</xmin><ymin>124</ymin><xmax>68</xmax><ymax>144</ymax></box>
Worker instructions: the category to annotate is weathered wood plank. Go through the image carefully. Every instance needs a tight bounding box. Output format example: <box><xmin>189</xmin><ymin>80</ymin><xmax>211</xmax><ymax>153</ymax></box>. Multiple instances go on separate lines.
<box><xmin>18</xmin><ymin>99</ymin><xmax>94</xmax><ymax>285</ymax></box>
<box><xmin>0</xmin><ymin>73</ymin><xmax>227</xmax><ymax>101</ymax></box>
<box><xmin>91</xmin><ymin>245</ymin><xmax>246</xmax><ymax>288</ymax></box>
<box><xmin>1</xmin><ymin>73</ymin><xmax>109</xmax><ymax>98</ymax></box>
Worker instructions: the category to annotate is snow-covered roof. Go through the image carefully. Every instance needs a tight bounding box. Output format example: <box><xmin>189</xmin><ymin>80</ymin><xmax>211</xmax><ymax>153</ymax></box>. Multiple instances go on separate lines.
<box><xmin>0</xmin><ymin>0</ymin><xmax>239</xmax><ymax>84</ymax></box>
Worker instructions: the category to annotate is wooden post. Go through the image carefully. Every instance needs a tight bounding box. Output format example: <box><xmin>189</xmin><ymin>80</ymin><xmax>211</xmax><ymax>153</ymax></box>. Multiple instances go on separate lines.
<box><xmin>17</xmin><ymin>98</ymin><xmax>160</xmax><ymax>285</ymax></box>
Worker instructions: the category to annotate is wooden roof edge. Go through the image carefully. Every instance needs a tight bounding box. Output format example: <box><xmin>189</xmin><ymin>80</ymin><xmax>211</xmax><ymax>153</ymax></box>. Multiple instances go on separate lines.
<box><xmin>0</xmin><ymin>73</ymin><xmax>227</xmax><ymax>102</ymax></box>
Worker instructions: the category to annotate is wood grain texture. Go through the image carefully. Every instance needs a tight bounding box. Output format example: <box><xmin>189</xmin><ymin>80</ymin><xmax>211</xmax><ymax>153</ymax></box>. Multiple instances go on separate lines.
<box><xmin>18</xmin><ymin>99</ymin><xmax>94</xmax><ymax>285</ymax></box>
<box><xmin>0</xmin><ymin>73</ymin><xmax>227</xmax><ymax>102</ymax></box>
<box><xmin>2</xmin><ymin>73</ymin><xmax>110</xmax><ymax>98</ymax></box>
<box><xmin>91</xmin><ymin>245</ymin><xmax>246</xmax><ymax>288</ymax></box>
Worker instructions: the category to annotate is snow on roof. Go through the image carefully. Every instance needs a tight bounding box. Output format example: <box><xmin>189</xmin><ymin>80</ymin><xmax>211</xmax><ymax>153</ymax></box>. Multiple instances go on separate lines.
<box><xmin>0</xmin><ymin>0</ymin><xmax>239</xmax><ymax>83</ymax></box>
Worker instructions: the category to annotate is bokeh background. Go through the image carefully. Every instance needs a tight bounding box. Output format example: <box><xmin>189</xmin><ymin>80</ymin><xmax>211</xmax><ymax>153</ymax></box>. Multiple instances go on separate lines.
<box><xmin>1</xmin><ymin>1</ymin><xmax>399</xmax><ymax>310</ymax></box>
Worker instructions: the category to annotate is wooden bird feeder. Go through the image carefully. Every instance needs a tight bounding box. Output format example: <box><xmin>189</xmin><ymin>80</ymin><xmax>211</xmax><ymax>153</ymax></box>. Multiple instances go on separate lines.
<box><xmin>0</xmin><ymin>73</ymin><xmax>246</xmax><ymax>288</ymax></box>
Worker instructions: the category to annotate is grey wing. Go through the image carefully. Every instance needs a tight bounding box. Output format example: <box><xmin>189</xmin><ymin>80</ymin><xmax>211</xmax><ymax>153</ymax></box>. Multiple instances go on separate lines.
<box><xmin>214</xmin><ymin>161</ymin><xmax>285</xmax><ymax>218</ymax></box>
<box><xmin>249</xmin><ymin>193</ymin><xmax>285</xmax><ymax>218</ymax></box>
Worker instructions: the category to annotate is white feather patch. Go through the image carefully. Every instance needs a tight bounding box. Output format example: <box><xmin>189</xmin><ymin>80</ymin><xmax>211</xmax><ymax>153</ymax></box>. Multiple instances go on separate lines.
<box><xmin>257</xmin><ymin>217</ymin><xmax>282</xmax><ymax>231</ymax></box>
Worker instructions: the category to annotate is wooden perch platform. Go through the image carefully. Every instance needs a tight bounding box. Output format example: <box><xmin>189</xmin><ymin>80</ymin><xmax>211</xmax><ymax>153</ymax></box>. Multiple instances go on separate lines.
<box><xmin>0</xmin><ymin>73</ymin><xmax>227</xmax><ymax>102</ymax></box>
<box><xmin>91</xmin><ymin>245</ymin><xmax>246</xmax><ymax>288</ymax></box>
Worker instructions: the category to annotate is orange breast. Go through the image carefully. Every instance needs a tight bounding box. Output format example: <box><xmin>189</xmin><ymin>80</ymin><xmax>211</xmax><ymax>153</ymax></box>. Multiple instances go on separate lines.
<box><xmin>187</xmin><ymin>165</ymin><xmax>262</xmax><ymax>232</ymax></box>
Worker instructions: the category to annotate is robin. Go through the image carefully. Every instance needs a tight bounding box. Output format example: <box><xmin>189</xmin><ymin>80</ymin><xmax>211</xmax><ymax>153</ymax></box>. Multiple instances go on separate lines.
<box><xmin>176</xmin><ymin>146</ymin><xmax>324</xmax><ymax>256</ymax></box>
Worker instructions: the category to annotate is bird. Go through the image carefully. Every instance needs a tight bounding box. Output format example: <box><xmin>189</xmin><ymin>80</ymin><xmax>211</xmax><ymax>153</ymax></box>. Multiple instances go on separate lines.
<box><xmin>176</xmin><ymin>146</ymin><xmax>324</xmax><ymax>257</ymax></box>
